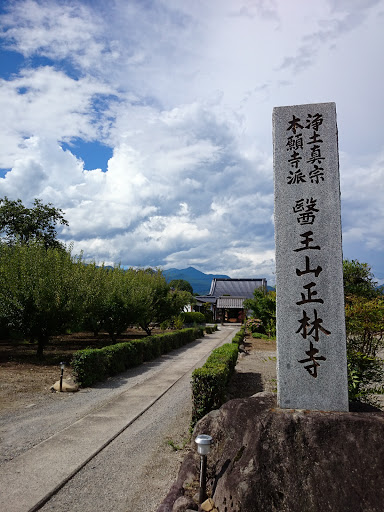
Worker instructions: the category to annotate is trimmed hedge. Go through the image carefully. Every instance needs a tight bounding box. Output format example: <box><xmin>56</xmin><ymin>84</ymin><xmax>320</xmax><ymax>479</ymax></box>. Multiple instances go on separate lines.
<box><xmin>191</xmin><ymin>339</ymin><xmax>239</xmax><ymax>427</ymax></box>
<box><xmin>72</xmin><ymin>327</ymin><xmax>204</xmax><ymax>387</ymax></box>
<box><xmin>232</xmin><ymin>324</ymin><xmax>246</xmax><ymax>345</ymax></box>
<box><xmin>205</xmin><ymin>324</ymin><xmax>218</xmax><ymax>334</ymax></box>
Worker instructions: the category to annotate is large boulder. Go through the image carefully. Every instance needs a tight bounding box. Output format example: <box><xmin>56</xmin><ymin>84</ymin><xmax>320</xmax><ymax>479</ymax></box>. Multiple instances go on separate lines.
<box><xmin>158</xmin><ymin>393</ymin><xmax>384</xmax><ymax>511</ymax></box>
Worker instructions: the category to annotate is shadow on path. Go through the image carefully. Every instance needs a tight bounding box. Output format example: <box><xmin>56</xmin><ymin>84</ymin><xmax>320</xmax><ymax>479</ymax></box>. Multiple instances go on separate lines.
<box><xmin>227</xmin><ymin>371</ymin><xmax>264</xmax><ymax>399</ymax></box>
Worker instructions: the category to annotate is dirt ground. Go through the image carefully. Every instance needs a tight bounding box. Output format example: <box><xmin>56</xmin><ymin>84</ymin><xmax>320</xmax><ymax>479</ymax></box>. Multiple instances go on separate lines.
<box><xmin>227</xmin><ymin>335</ymin><xmax>277</xmax><ymax>399</ymax></box>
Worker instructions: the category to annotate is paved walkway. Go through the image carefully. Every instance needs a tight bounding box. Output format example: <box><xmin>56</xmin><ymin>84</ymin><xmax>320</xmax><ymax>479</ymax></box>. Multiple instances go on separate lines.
<box><xmin>0</xmin><ymin>326</ymin><xmax>239</xmax><ymax>512</ymax></box>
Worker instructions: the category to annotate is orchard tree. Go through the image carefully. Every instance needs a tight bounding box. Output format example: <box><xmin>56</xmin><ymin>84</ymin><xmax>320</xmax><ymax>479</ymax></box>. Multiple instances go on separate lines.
<box><xmin>0</xmin><ymin>197</ymin><xmax>68</xmax><ymax>249</ymax></box>
<box><xmin>133</xmin><ymin>269</ymin><xmax>192</xmax><ymax>335</ymax></box>
<box><xmin>100</xmin><ymin>266</ymin><xmax>138</xmax><ymax>343</ymax></box>
<box><xmin>133</xmin><ymin>269</ymin><xmax>172</xmax><ymax>335</ymax></box>
<box><xmin>78</xmin><ymin>262</ymin><xmax>110</xmax><ymax>337</ymax></box>
<box><xmin>0</xmin><ymin>241</ymin><xmax>84</xmax><ymax>357</ymax></box>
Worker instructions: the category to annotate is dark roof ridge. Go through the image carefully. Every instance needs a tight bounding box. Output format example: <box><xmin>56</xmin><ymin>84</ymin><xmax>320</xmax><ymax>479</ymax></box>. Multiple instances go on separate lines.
<box><xmin>213</xmin><ymin>278</ymin><xmax>264</xmax><ymax>281</ymax></box>
<box><xmin>218</xmin><ymin>295</ymin><xmax>247</xmax><ymax>298</ymax></box>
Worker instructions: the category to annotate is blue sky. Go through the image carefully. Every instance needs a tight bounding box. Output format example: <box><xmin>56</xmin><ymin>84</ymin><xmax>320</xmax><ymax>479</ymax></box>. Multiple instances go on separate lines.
<box><xmin>0</xmin><ymin>0</ymin><xmax>384</xmax><ymax>286</ymax></box>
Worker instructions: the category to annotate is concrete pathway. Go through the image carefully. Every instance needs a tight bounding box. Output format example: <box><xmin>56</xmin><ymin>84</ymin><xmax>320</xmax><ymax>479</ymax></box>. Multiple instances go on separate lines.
<box><xmin>0</xmin><ymin>326</ymin><xmax>239</xmax><ymax>512</ymax></box>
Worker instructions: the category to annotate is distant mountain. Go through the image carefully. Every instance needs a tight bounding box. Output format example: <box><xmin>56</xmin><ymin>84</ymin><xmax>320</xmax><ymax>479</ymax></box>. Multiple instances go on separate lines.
<box><xmin>163</xmin><ymin>266</ymin><xmax>230</xmax><ymax>295</ymax></box>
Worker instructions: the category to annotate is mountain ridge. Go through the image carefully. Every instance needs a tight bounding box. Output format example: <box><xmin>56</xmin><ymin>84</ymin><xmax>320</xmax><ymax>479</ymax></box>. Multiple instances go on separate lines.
<box><xmin>163</xmin><ymin>266</ymin><xmax>230</xmax><ymax>295</ymax></box>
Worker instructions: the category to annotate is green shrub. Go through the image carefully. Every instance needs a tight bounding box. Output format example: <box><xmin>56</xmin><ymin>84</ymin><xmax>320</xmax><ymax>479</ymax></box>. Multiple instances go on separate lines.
<box><xmin>232</xmin><ymin>326</ymin><xmax>246</xmax><ymax>345</ymax></box>
<box><xmin>203</xmin><ymin>310</ymin><xmax>214</xmax><ymax>323</ymax></box>
<box><xmin>102</xmin><ymin>345</ymin><xmax>126</xmax><ymax>375</ymax></box>
<box><xmin>205</xmin><ymin>325</ymin><xmax>217</xmax><ymax>334</ymax></box>
<box><xmin>246</xmin><ymin>318</ymin><xmax>263</xmax><ymax>333</ymax></box>
<box><xmin>160</xmin><ymin>320</ymin><xmax>170</xmax><ymax>330</ymax></box>
<box><xmin>191</xmin><ymin>342</ymin><xmax>239</xmax><ymax>427</ymax></box>
<box><xmin>71</xmin><ymin>348</ymin><xmax>108</xmax><ymax>387</ymax></box>
<box><xmin>72</xmin><ymin>327</ymin><xmax>204</xmax><ymax>386</ymax></box>
<box><xmin>206</xmin><ymin>344</ymin><xmax>238</xmax><ymax>373</ymax></box>
<box><xmin>252</xmin><ymin>332</ymin><xmax>271</xmax><ymax>339</ymax></box>
<box><xmin>345</xmin><ymin>293</ymin><xmax>384</xmax><ymax>406</ymax></box>
<box><xmin>232</xmin><ymin>333</ymin><xmax>243</xmax><ymax>344</ymax></box>
<box><xmin>102</xmin><ymin>342</ymin><xmax>143</xmax><ymax>375</ymax></box>
<box><xmin>140</xmin><ymin>335</ymin><xmax>162</xmax><ymax>359</ymax></box>
<box><xmin>181</xmin><ymin>311</ymin><xmax>206</xmax><ymax>325</ymax></box>
<box><xmin>173</xmin><ymin>315</ymin><xmax>184</xmax><ymax>330</ymax></box>
<box><xmin>191</xmin><ymin>365</ymin><xmax>229</xmax><ymax>427</ymax></box>
<box><xmin>348</xmin><ymin>349</ymin><xmax>384</xmax><ymax>404</ymax></box>
<box><xmin>157</xmin><ymin>332</ymin><xmax>176</xmax><ymax>351</ymax></box>
<box><xmin>244</xmin><ymin>289</ymin><xmax>276</xmax><ymax>337</ymax></box>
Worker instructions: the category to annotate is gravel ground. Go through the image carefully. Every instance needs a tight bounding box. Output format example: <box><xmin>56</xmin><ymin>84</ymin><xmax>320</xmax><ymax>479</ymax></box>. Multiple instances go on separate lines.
<box><xmin>3</xmin><ymin>330</ymin><xmax>382</xmax><ymax>512</ymax></box>
<box><xmin>38</xmin><ymin>334</ymin><xmax>277</xmax><ymax>512</ymax></box>
<box><xmin>0</xmin><ymin>329</ymin><xmax>277</xmax><ymax>512</ymax></box>
<box><xmin>0</xmin><ymin>339</ymin><xmax>211</xmax><ymax>466</ymax></box>
<box><xmin>40</xmin><ymin>370</ymin><xmax>194</xmax><ymax>512</ymax></box>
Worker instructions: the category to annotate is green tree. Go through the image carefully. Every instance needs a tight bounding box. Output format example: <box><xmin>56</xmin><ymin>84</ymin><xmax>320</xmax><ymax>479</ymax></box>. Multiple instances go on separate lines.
<box><xmin>168</xmin><ymin>289</ymin><xmax>195</xmax><ymax>321</ymax></box>
<box><xmin>134</xmin><ymin>270</ymin><xmax>192</xmax><ymax>335</ymax></box>
<box><xmin>99</xmin><ymin>266</ymin><xmax>137</xmax><ymax>343</ymax></box>
<box><xmin>79</xmin><ymin>262</ymin><xmax>111</xmax><ymax>337</ymax></box>
<box><xmin>133</xmin><ymin>269</ymin><xmax>172</xmax><ymax>335</ymax></box>
<box><xmin>169</xmin><ymin>279</ymin><xmax>194</xmax><ymax>294</ymax></box>
<box><xmin>244</xmin><ymin>288</ymin><xmax>276</xmax><ymax>337</ymax></box>
<box><xmin>0</xmin><ymin>241</ymin><xmax>84</xmax><ymax>357</ymax></box>
<box><xmin>343</xmin><ymin>259</ymin><xmax>381</xmax><ymax>300</ymax></box>
<box><xmin>345</xmin><ymin>294</ymin><xmax>384</xmax><ymax>404</ymax></box>
<box><xmin>0</xmin><ymin>196</ymin><xmax>68</xmax><ymax>249</ymax></box>
<box><xmin>343</xmin><ymin>259</ymin><xmax>384</xmax><ymax>405</ymax></box>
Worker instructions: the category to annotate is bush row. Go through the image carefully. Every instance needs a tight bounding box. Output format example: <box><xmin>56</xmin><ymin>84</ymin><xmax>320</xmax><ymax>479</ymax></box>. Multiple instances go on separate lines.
<box><xmin>205</xmin><ymin>324</ymin><xmax>218</xmax><ymax>334</ymax></box>
<box><xmin>191</xmin><ymin>331</ymin><xmax>240</xmax><ymax>428</ymax></box>
<box><xmin>232</xmin><ymin>324</ymin><xmax>246</xmax><ymax>345</ymax></box>
<box><xmin>72</xmin><ymin>327</ymin><xmax>204</xmax><ymax>387</ymax></box>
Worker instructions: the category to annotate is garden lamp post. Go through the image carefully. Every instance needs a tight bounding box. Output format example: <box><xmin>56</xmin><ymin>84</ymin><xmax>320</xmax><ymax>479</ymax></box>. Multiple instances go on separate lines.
<box><xmin>195</xmin><ymin>434</ymin><xmax>213</xmax><ymax>504</ymax></box>
<box><xmin>59</xmin><ymin>362</ymin><xmax>65</xmax><ymax>392</ymax></box>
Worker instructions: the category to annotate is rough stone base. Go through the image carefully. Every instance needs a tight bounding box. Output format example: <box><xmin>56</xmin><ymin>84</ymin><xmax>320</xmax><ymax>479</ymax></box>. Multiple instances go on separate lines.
<box><xmin>50</xmin><ymin>378</ymin><xmax>79</xmax><ymax>392</ymax></box>
<box><xmin>158</xmin><ymin>393</ymin><xmax>384</xmax><ymax>512</ymax></box>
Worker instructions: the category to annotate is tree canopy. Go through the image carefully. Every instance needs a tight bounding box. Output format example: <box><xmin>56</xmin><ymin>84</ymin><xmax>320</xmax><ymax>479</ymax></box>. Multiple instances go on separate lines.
<box><xmin>342</xmin><ymin>259</ymin><xmax>384</xmax><ymax>404</ymax></box>
<box><xmin>244</xmin><ymin>288</ymin><xmax>276</xmax><ymax>337</ymax></box>
<box><xmin>0</xmin><ymin>241</ymin><xmax>84</xmax><ymax>357</ymax></box>
<box><xmin>0</xmin><ymin>196</ymin><xmax>68</xmax><ymax>249</ymax></box>
<box><xmin>0</xmin><ymin>245</ymin><xmax>194</xmax><ymax>356</ymax></box>
<box><xmin>343</xmin><ymin>259</ymin><xmax>381</xmax><ymax>300</ymax></box>
<box><xmin>169</xmin><ymin>279</ymin><xmax>194</xmax><ymax>294</ymax></box>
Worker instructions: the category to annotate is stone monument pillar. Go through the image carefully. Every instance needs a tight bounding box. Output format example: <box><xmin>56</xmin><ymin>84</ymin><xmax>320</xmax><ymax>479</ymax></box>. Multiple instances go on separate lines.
<box><xmin>273</xmin><ymin>102</ymin><xmax>349</xmax><ymax>411</ymax></box>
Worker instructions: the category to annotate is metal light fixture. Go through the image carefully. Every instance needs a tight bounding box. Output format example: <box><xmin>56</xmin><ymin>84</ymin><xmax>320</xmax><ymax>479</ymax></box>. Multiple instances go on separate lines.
<box><xmin>195</xmin><ymin>434</ymin><xmax>213</xmax><ymax>504</ymax></box>
<box><xmin>59</xmin><ymin>362</ymin><xmax>65</xmax><ymax>392</ymax></box>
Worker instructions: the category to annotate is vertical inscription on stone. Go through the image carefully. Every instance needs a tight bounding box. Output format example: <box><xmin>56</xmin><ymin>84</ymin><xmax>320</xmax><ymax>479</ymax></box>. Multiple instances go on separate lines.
<box><xmin>273</xmin><ymin>102</ymin><xmax>349</xmax><ymax>411</ymax></box>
